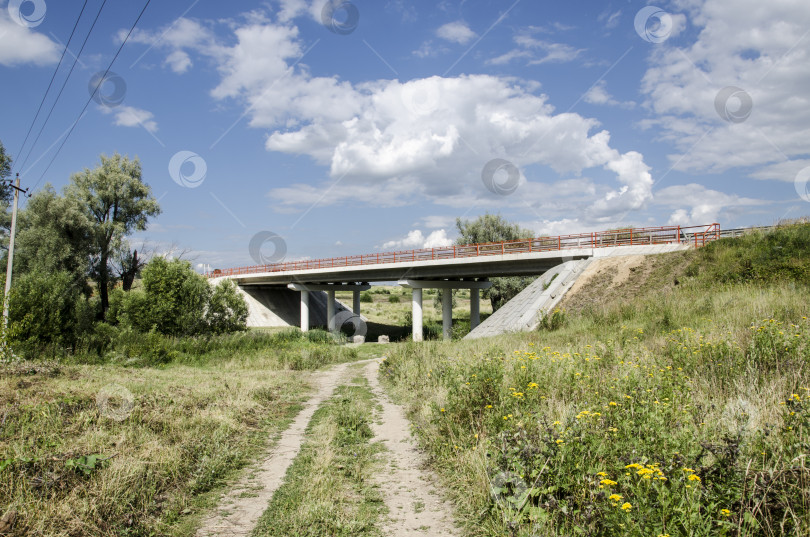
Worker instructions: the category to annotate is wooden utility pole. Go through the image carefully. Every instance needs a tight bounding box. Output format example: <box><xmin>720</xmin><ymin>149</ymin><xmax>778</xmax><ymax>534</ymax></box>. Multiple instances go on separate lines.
<box><xmin>3</xmin><ymin>174</ymin><xmax>25</xmax><ymax>329</ymax></box>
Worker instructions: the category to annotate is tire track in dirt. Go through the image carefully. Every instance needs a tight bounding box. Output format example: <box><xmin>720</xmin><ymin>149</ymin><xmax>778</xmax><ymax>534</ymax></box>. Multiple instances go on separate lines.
<box><xmin>362</xmin><ymin>360</ymin><xmax>459</xmax><ymax>537</ymax></box>
<box><xmin>195</xmin><ymin>358</ymin><xmax>379</xmax><ymax>537</ymax></box>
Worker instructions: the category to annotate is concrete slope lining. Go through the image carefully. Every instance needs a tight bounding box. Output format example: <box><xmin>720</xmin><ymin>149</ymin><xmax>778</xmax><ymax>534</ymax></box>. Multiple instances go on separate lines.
<box><xmin>464</xmin><ymin>244</ymin><xmax>692</xmax><ymax>340</ymax></box>
<box><xmin>464</xmin><ymin>259</ymin><xmax>592</xmax><ymax>340</ymax></box>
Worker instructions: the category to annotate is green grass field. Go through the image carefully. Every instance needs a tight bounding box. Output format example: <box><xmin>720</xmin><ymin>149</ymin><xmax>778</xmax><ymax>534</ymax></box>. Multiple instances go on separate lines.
<box><xmin>2</xmin><ymin>224</ymin><xmax>809</xmax><ymax>536</ymax></box>
<box><xmin>380</xmin><ymin>224</ymin><xmax>810</xmax><ymax>536</ymax></box>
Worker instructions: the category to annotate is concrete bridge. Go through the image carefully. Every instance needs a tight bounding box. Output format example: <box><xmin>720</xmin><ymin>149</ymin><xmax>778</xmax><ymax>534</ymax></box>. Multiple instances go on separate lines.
<box><xmin>210</xmin><ymin>223</ymin><xmax>721</xmax><ymax>341</ymax></box>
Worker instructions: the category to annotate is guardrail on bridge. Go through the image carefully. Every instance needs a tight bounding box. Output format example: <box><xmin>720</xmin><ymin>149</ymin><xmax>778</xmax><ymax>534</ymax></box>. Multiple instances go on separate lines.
<box><xmin>209</xmin><ymin>223</ymin><xmax>721</xmax><ymax>278</ymax></box>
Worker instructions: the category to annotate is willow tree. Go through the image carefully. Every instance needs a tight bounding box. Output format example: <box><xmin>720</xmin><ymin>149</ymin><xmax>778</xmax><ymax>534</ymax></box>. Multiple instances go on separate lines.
<box><xmin>66</xmin><ymin>153</ymin><xmax>161</xmax><ymax>316</ymax></box>
<box><xmin>455</xmin><ymin>213</ymin><xmax>536</xmax><ymax>311</ymax></box>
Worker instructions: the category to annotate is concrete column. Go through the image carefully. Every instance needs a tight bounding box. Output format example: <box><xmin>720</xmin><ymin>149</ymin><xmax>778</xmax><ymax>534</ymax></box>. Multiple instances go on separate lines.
<box><xmin>412</xmin><ymin>288</ymin><xmax>423</xmax><ymax>342</ymax></box>
<box><xmin>353</xmin><ymin>289</ymin><xmax>361</xmax><ymax>315</ymax></box>
<box><xmin>300</xmin><ymin>290</ymin><xmax>310</xmax><ymax>332</ymax></box>
<box><xmin>327</xmin><ymin>289</ymin><xmax>336</xmax><ymax>332</ymax></box>
<box><xmin>470</xmin><ymin>288</ymin><xmax>480</xmax><ymax>329</ymax></box>
<box><xmin>442</xmin><ymin>288</ymin><xmax>452</xmax><ymax>340</ymax></box>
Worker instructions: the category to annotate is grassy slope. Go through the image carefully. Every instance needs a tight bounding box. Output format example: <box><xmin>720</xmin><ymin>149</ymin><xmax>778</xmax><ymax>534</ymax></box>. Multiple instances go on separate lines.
<box><xmin>380</xmin><ymin>225</ymin><xmax>810</xmax><ymax>537</ymax></box>
<box><xmin>0</xmin><ymin>333</ymin><xmax>360</xmax><ymax>536</ymax></box>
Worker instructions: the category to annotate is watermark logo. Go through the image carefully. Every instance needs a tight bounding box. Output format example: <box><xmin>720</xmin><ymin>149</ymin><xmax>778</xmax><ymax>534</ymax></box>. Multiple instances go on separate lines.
<box><xmin>89</xmin><ymin>71</ymin><xmax>127</xmax><ymax>108</ymax></box>
<box><xmin>249</xmin><ymin>231</ymin><xmax>287</xmax><ymax>265</ymax></box>
<box><xmin>634</xmin><ymin>6</ymin><xmax>673</xmax><ymax>43</ymax></box>
<box><xmin>8</xmin><ymin>0</ymin><xmax>46</xmax><ymax>28</ymax></box>
<box><xmin>482</xmin><ymin>159</ymin><xmax>520</xmax><ymax>196</ymax></box>
<box><xmin>489</xmin><ymin>470</ymin><xmax>530</xmax><ymax>510</ymax></box>
<box><xmin>331</xmin><ymin>310</ymin><xmax>367</xmax><ymax>339</ymax></box>
<box><xmin>96</xmin><ymin>384</ymin><xmax>135</xmax><ymax>422</ymax></box>
<box><xmin>169</xmin><ymin>151</ymin><xmax>207</xmax><ymax>188</ymax></box>
<box><xmin>722</xmin><ymin>397</ymin><xmax>757</xmax><ymax>436</ymax></box>
<box><xmin>795</xmin><ymin>166</ymin><xmax>810</xmax><ymax>203</ymax></box>
<box><xmin>402</xmin><ymin>81</ymin><xmax>441</xmax><ymax>117</ymax></box>
<box><xmin>714</xmin><ymin>86</ymin><xmax>753</xmax><ymax>124</ymax></box>
<box><xmin>321</xmin><ymin>0</ymin><xmax>359</xmax><ymax>35</ymax></box>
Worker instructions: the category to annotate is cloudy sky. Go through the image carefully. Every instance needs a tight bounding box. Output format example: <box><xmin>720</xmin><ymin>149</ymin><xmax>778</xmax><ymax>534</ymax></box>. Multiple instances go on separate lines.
<box><xmin>1</xmin><ymin>0</ymin><xmax>808</xmax><ymax>269</ymax></box>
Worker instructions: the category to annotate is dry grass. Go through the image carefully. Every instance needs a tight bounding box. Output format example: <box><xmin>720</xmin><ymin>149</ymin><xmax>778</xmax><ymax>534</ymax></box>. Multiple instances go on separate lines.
<box><xmin>0</xmin><ymin>351</ymin><xmax>338</xmax><ymax>536</ymax></box>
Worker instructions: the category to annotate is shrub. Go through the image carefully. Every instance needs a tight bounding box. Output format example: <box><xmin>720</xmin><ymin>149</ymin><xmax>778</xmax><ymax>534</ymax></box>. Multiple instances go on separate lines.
<box><xmin>9</xmin><ymin>270</ymin><xmax>81</xmax><ymax>351</ymax></box>
<box><xmin>424</xmin><ymin>321</ymin><xmax>443</xmax><ymax>340</ymax></box>
<box><xmin>304</xmin><ymin>329</ymin><xmax>332</xmax><ymax>343</ymax></box>
<box><xmin>360</xmin><ymin>291</ymin><xmax>374</xmax><ymax>303</ymax></box>
<box><xmin>116</xmin><ymin>258</ymin><xmax>247</xmax><ymax>337</ymax></box>
<box><xmin>388</xmin><ymin>295</ymin><xmax>401</xmax><ymax>303</ymax></box>
<box><xmin>207</xmin><ymin>280</ymin><xmax>249</xmax><ymax>334</ymax></box>
<box><xmin>539</xmin><ymin>308</ymin><xmax>567</xmax><ymax>331</ymax></box>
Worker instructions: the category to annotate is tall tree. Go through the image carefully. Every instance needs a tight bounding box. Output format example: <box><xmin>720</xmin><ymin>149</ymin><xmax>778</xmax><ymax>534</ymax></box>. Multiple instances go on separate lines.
<box><xmin>66</xmin><ymin>154</ymin><xmax>161</xmax><ymax>315</ymax></box>
<box><xmin>13</xmin><ymin>186</ymin><xmax>93</xmax><ymax>293</ymax></box>
<box><xmin>455</xmin><ymin>214</ymin><xmax>537</xmax><ymax>311</ymax></box>
<box><xmin>0</xmin><ymin>141</ymin><xmax>15</xmax><ymax>256</ymax></box>
<box><xmin>0</xmin><ymin>140</ymin><xmax>12</xmax><ymax>203</ymax></box>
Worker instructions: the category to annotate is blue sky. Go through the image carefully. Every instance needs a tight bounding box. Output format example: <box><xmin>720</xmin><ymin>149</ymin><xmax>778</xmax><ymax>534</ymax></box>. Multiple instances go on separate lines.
<box><xmin>1</xmin><ymin>0</ymin><xmax>809</xmax><ymax>270</ymax></box>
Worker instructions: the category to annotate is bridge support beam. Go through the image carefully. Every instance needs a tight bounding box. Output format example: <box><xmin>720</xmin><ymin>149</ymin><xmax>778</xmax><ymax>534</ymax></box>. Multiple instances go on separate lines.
<box><xmin>470</xmin><ymin>288</ymin><xmax>480</xmax><ymax>330</ymax></box>
<box><xmin>327</xmin><ymin>290</ymin><xmax>335</xmax><ymax>332</ymax></box>
<box><xmin>399</xmin><ymin>279</ymin><xmax>491</xmax><ymax>342</ymax></box>
<box><xmin>411</xmin><ymin>288</ymin><xmax>423</xmax><ymax>342</ymax></box>
<box><xmin>441</xmin><ymin>289</ymin><xmax>452</xmax><ymax>340</ymax></box>
<box><xmin>288</xmin><ymin>282</ymin><xmax>370</xmax><ymax>333</ymax></box>
<box><xmin>353</xmin><ymin>290</ymin><xmax>361</xmax><ymax>315</ymax></box>
<box><xmin>300</xmin><ymin>290</ymin><xmax>310</xmax><ymax>332</ymax></box>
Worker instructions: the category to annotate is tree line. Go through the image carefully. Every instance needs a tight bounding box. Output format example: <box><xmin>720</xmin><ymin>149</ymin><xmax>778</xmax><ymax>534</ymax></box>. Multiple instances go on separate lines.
<box><xmin>0</xmin><ymin>141</ymin><xmax>248</xmax><ymax>359</ymax></box>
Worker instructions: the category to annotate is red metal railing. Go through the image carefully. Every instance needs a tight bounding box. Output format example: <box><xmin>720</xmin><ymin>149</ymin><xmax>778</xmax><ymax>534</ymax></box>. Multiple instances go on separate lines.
<box><xmin>209</xmin><ymin>223</ymin><xmax>721</xmax><ymax>278</ymax></box>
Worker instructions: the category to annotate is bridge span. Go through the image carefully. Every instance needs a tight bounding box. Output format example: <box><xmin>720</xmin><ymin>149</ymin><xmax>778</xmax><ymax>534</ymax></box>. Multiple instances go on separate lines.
<box><xmin>210</xmin><ymin>223</ymin><xmax>720</xmax><ymax>341</ymax></box>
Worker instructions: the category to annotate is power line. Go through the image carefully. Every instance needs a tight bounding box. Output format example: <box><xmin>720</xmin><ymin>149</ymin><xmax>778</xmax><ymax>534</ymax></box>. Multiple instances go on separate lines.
<box><xmin>12</xmin><ymin>0</ymin><xmax>90</xmax><ymax>175</ymax></box>
<box><xmin>17</xmin><ymin>0</ymin><xmax>109</xmax><ymax>175</ymax></box>
<box><xmin>31</xmin><ymin>0</ymin><xmax>153</xmax><ymax>192</ymax></box>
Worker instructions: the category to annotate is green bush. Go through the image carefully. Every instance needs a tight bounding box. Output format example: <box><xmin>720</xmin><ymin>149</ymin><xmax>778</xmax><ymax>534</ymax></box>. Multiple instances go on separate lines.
<box><xmin>424</xmin><ymin>321</ymin><xmax>442</xmax><ymax>340</ymax></box>
<box><xmin>116</xmin><ymin>258</ymin><xmax>247</xmax><ymax>337</ymax></box>
<box><xmin>9</xmin><ymin>270</ymin><xmax>82</xmax><ymax>351</ymax></box>
<box><xmin>388</xmin><ymin>294</ymin><xmax>401</xmax><ymax>303</ymax></box>
<box><xmin>207</xmin><ymin>280</ymin><xmax>249</xmax><ymax>334</ymax></box>
<box><xmin>451</xmin><ymin>319</ymin><xmax>471</xmax><ymax>340</ymax></box>
<box><xmin>360</xmin><ymin>291</ymin><xmax>374</xmax><ymax>303</ymax></box>
<box><xmin>539</xmin><ymin>308</ymin><xmax>566</xmax><ymax>331</ymax></box>
<box><xmin>304</xmin><ymin>329</ymin><xmax>332</xmax><ymax>343</ymax></box>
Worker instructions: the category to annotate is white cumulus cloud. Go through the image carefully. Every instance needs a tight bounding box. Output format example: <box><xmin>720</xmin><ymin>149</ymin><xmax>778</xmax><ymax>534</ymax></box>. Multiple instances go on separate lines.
<box><xmin>101</xmin><ymin>105</ymin><xmax>158</xmax><ymax>133</ymax></box>
<box><xmin>436</xmin><ymin>21</ymin><xmax>476</xmax><ymax>45</ymax></box>
<box><xmin>138</xmin><ymin>12</ymin><xmax>657</xmax><ymax>227</ymax></box>
<box><xmin>382</xmin><ymin>229</ymin><xmax>453</xmax><ymax>250</ymax></box>
<box><xmin>0</xmin><ymin>8</ymin><xmax>60</xmax><ymax>66</ymax></box>
<box><xmin>639</xmin><ymin>0</ymin><xmax>810</xmax><ymax>182</ymax></box>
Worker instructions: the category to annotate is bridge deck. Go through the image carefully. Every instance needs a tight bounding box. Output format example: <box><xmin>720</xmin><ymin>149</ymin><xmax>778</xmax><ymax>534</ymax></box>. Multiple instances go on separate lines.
<box><xmin>211</xmin><ymin>224</ymin><xmax>720</xmax><ymax>285</ymax></box>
